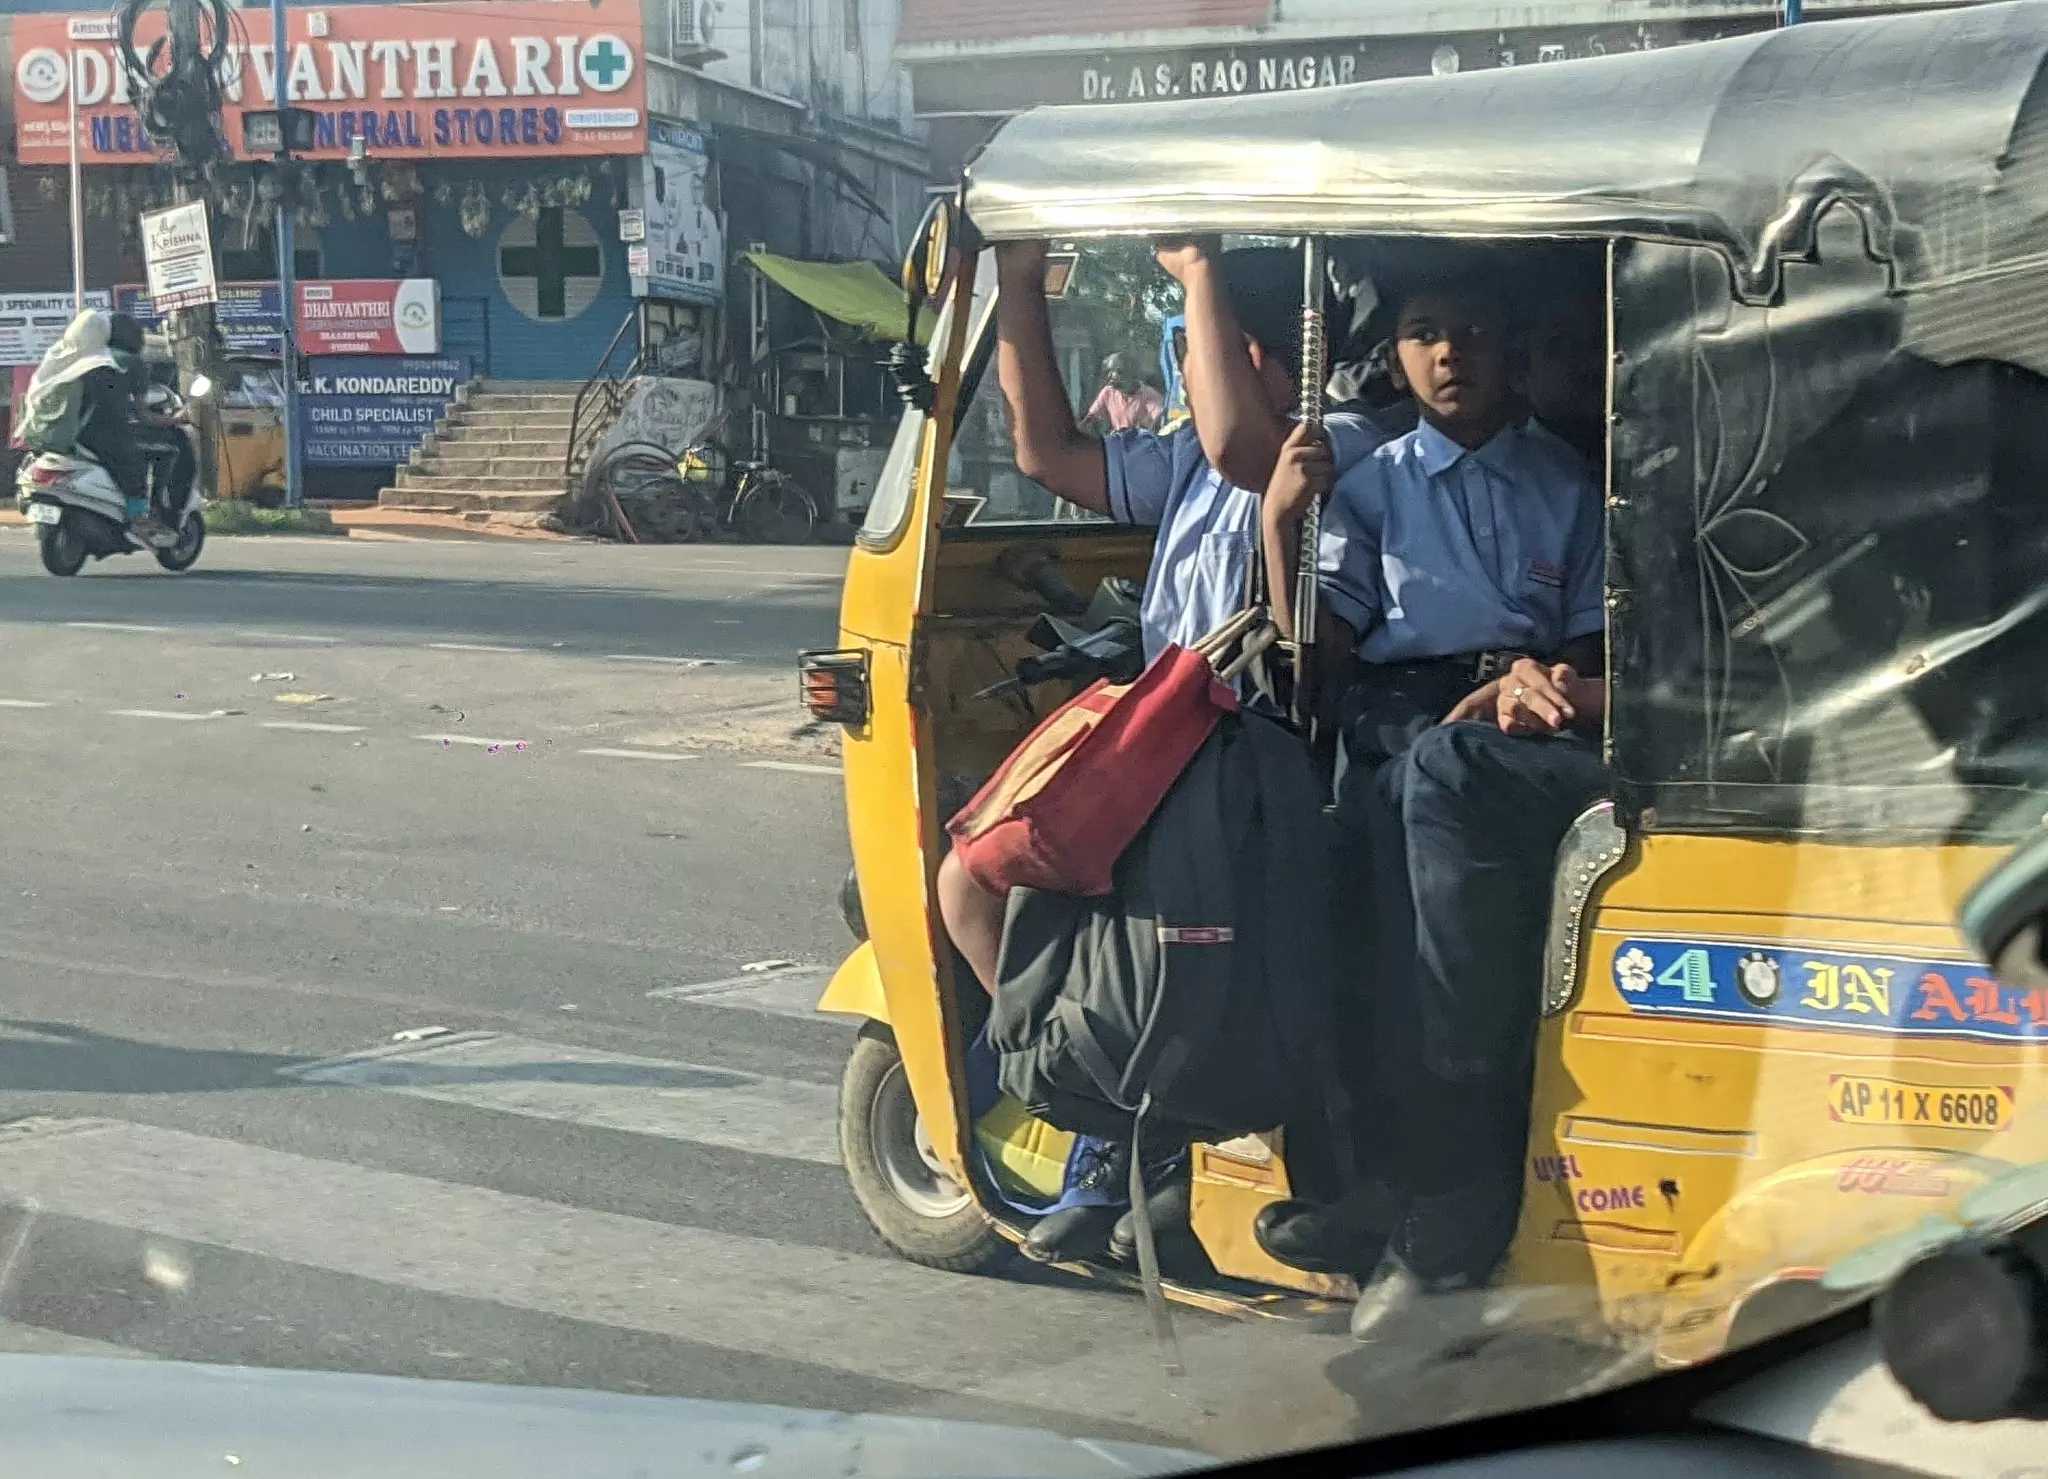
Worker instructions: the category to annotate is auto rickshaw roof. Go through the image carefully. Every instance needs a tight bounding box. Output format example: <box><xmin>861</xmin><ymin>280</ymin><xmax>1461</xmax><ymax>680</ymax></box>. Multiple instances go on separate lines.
<box><xmin>964</xmin><ymin>0</ymin><xmax>2048</xmax><ymax>307</ymax></box>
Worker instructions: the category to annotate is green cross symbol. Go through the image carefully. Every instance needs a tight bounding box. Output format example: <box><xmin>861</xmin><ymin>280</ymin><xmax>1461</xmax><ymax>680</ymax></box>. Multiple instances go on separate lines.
<box><xmin>501</xmin><ymin>209</ymin><xmax>602</xmax><ymax>320</ymax></box>
<box><xmin>583</xmin><ymin>39</ymin><xmax>629</xmax><ymax>88</ymax></box>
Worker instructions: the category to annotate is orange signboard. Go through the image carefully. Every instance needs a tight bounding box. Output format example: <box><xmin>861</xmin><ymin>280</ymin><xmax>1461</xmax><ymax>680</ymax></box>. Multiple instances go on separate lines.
<box><xmin>12</xmin><ymin>0</ymin><xmax>645</xmax><ymax>166</ymax></box>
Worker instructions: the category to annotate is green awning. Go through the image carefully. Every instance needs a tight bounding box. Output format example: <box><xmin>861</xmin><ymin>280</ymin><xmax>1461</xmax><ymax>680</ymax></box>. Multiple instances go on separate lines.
<box><xmin>742</xmin><ymin>251</ymin><xmax>934</xmax><ymax>346</ymax></box>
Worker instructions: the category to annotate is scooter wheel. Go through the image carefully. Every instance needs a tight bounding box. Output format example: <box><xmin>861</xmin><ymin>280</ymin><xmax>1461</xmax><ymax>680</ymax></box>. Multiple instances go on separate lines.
<box><xmin>37</xmin><ymin>521</ymin><xmax>87</xmax><ymax>577</ymax></box>
<box><xmin>155</xmin><ymin>512</ymin><xmax>206</xmax><ymax>572</ymax></box>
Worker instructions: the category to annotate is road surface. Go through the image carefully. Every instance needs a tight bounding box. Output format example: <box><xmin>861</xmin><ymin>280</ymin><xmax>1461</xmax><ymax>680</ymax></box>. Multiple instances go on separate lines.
<box><xmin>0</xmin><ymin>531</ymin><xmax>1382</xmax><ymax>1457</ymax></box>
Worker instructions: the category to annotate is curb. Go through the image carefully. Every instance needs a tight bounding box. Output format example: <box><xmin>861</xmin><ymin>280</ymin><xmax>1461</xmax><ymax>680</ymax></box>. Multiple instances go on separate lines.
<box><xmin>0</xmin><ymin>508</ymin><xmax>577</xmax><ymax>543</ymax></box>
<box><xmin>323</xmin><ymin>506</ymin><xmax>585</xmax><ymax>543</ymax></box>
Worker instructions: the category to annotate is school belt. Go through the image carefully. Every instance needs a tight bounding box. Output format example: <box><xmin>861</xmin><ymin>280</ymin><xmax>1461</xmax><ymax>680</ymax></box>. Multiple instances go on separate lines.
<box><xmin>1367</xmin><ymin>649</ymin><xmax>1536</xmax><ymax>686</ymax></box>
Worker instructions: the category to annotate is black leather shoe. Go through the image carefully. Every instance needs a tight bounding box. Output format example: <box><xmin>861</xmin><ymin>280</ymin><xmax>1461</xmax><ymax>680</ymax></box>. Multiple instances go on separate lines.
<box><xmin>1392</xmin><ymin>1176</ymin><xmax>1520</xmax><ymax>1288</ymax></box>
<box><xmin>1108</xmin><ymin>1173</ymin><xmax>1190</xmax><ymax>1261</ymax></box>
<box><xmin>1021</xmin><ymin>1137</ymin><xmax>1129</xmax><ymax>1264</ymax></box>
<box><xmin>1022</xmin><ymin>1202</ymin><xmax>1123</xmax><ymax>1264</ymax></box>
<box><xmin>1253</xmin><ymin>1182</ymin><xmax>1405</xmax><ymax>1276</ymax></box>
<box><xmin>1107</xmin><ymin>1174</ymin><xmax>1213</xmax><ymax>1280</ymax></box>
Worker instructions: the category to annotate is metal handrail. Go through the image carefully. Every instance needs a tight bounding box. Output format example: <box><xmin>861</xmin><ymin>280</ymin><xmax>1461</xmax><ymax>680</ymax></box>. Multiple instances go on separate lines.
<box><xmin>563</xmin><ymin>307</ymin><xmax>643</xmax><ymax>488</ymax></box>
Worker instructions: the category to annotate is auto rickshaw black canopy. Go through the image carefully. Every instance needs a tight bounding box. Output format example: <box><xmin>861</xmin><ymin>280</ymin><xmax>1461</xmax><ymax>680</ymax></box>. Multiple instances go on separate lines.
<box><xmin>966</xmin><ymin>1</ymin><xmax>2048</xmax><ymax>842</ymax></box>
<box><xmin>966</xmin><ymin>1</ymin><xmax>2048</xmax><ymax>340</ymax></box>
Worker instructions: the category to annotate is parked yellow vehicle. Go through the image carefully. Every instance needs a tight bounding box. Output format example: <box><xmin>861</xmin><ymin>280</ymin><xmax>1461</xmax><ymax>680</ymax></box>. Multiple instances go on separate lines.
<box><xmin>803</xmin><ymin>0</ymin><xmax>2048</xmax><ymax>1423</ymax></box>
<box><xmin>213</xmin><ymin>359</ymin><xmax>288</xmax><ymax>504</ymax></box>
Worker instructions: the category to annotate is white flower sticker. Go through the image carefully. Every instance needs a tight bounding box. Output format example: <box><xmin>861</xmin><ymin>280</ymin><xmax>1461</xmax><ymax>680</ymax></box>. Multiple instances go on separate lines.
<box><xmin>1614</xmin><ymin>947</ymin><xmax>1655</xmax><ymax>995</ymax></box>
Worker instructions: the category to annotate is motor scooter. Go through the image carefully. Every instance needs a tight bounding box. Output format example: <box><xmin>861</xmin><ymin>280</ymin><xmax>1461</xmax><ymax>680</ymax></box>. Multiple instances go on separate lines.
<box><xmin>15</xmin><ymin>374</ymin><xmax>211</xmax><ymax>577</ymax></box>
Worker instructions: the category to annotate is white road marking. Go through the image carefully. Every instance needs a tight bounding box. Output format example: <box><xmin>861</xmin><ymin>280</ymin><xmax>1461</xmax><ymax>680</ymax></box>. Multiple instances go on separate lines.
<box><xmin>64</xmin><ymin>621</ymin><xmax>172</xmax><ymax>634</ymax></box>
<box><xmin>741</xmin><ymin>761</ymin><xmax>840</xmax><ymax>777</ymax></box>
<box><xmin>603</xmin><ymin>654</ymin><xmax>734</xmax><ymax>667</ymax></box>
<box><xmin>109</xmin><ymin>709</ymin><xmax>233</xmax><ymax>723</ymax></box>
<box><xmin>282</xmin><ymin>1031</ymin><xmax>840</xmax><ymax>1165</ymax></box>
<box><xmin>416</xmin><ymin>734</ymin><xmax>527</xmax><ymax>749</ymax></box>
<box><xmin>578</xmin><ymin>747</ymin><xmax>697</xmax><ymax>761</ymax></box>
<box><xmin>262</xmin><ymin>720</ymin><xmax>367</xmax><ymax>734</ymax></box>
<box><xmin>427</xmin><ymin>642</ymin><xmax>528</xmax><ymax>654</ymax></box>
<box><xmin>235</xmin><ymin>630</ymin><xmax>341</xmax><ymax>644</ymax></box>
<box><xmin>648</xmin><ymin>964</ymin><xmax>833</xmax><ymax>1020</ymax></box>
<box><xmin>0</xmin><ymin>699</ymin><xmax>52</xmax><ymax>709</ymax></box>
<box><xmin>688</xmin><ymin>563</ymin><xmax>839</xmax><ymax>579</ymax></box>
<box><xmin>0</xmin><ymin>1117</ymin><xmax>1161</xmax><ymax>1408</ymax></box>
<box><xmin>0</xmin><ymin>1317</ymin><xmax>150</xmax><ymax>1361</ymax></box>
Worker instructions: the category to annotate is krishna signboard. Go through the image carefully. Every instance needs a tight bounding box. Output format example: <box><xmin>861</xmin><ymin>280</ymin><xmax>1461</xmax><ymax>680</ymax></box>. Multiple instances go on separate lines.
<box><xmin>12</xmin><ymin>0</ymin><xmax>645</xmax><ymax>165</ymax></box>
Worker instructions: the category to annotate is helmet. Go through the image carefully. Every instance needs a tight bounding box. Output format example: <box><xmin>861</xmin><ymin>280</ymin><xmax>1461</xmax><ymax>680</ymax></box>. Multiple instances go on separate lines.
<box><xmin>106</xmin><ymin>311</ymin><xmax>146</xmax><ymax>355</ymax></box>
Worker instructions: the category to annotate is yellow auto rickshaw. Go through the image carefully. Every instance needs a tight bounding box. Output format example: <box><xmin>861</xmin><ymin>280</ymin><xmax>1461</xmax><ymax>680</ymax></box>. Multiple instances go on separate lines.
<box><xmin>213</xmin><ymin>357</ymin><xmax>289</xmax><ymax>504</ymax></box>
<box><xmin>801</xmin><ymin>0</ymin><xmax>2048</xmax><ymax>1399</ymax></box>
<box><xmin>137</xmin><ymin>338</ymin><xmax>287</xmax><ymax>503</ymax></box>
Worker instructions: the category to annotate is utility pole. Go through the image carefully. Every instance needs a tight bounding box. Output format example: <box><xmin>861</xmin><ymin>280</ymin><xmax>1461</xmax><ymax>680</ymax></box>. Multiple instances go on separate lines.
<box><xmin>66</xmin><ymin>35</ymin><xmax>84</xmax><ymax>310</ymax></box>
<box><xmin>271</xmin><ymin>0</ymin><xmax>302</xmax><ymax>507</ymax></box>
<box><xmin>164</xmin><ymin>0</ymin><xmax>221</xmax><ymax>501</ymax></box>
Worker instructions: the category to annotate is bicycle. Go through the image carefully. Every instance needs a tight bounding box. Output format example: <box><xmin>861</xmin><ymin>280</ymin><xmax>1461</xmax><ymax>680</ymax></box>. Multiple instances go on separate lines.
<box><xmin>675</xmin><ymin>442</ymin><xmax>820</xmax><ymax>545</ymax></box>
<box><xmin>583</xmin><ymin>440</ymin><xmax>818</xmax><ymax>545</ymax></box>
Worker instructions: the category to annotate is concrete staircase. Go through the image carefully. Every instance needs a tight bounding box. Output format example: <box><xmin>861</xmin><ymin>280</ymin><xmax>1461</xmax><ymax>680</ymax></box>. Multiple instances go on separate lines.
<box><xmin>377</xmin><ymin>380</ymin><xmax>585</xmax><ymax>524</ymax></box>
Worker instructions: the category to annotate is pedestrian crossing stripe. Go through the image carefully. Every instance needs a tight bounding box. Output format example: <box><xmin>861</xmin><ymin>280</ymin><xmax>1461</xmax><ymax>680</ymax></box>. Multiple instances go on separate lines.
<box><xmin>0</xmin><ymin>1116</ymin><xmax>1332</xmax><ymax>1432</ymax></box>
<box><xmin>282</xmin><ymin>1032</ymin><xmax>842</xmax><ymax>1166</ymax></box>
<box><xmin>646</xmin><ymin>964</ymin><xmax>831</xmax><ymax>1019</ymax></box>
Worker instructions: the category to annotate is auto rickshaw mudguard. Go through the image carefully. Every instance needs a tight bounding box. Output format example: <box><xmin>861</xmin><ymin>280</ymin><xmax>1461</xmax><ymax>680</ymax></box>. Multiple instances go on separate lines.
<box><xmin>817</xmin><ymin>941</ymin><xmax>889</xmax><ymax>1025</ymax></box>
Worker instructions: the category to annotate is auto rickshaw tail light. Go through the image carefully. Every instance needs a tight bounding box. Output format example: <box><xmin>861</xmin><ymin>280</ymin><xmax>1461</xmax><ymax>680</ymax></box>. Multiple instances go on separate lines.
<box><xmin>800</xmin><ymin>649</ymin><xmax>870</xmax><ymax>727</ymax></box>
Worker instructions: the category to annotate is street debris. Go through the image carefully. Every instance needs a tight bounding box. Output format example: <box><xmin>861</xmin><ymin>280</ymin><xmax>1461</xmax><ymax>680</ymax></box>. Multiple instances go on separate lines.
<box><xmin>742</xmin><ymin>958</ymin><xmax>799</xmax><ymax>974</ymax></box>
<box><xmin>391</xmin><ymin>1026</ymin><xmax>451</xmax><ymax>1043</ymax></box>
<box><xmin>250</xmin><ymin>672</ymin><xmax>296</xmax><ymax>682</ymax></box>
<box><xmin>275</xmin><ymin>693</ymin><xmax>338</xmax><ymax>705</ymax></box>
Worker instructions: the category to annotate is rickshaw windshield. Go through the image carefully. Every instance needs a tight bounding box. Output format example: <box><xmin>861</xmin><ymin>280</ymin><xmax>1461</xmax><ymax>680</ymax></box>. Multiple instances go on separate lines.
<box><xmin>895</xmin><ymin>3</ymin><xmax>2048</xmax><ymax>1461</ymax></box>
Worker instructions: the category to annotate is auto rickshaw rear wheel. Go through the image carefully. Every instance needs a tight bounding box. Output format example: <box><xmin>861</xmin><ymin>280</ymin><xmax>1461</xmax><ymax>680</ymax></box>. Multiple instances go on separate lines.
<box><xmin>840</xmin><ymin>1023</ymin><xmax>1009</xmax><ymax>1274</ymax></box>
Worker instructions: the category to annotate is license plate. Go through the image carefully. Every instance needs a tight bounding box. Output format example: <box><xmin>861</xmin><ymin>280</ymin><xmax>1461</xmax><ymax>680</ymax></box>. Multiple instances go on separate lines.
<box><xmin>1828</xmin><ymin>1074</ymin><xmax>2014</xmax><ymax>1131</ymax></box>
<box><xmin>26</xmin><ymin>503</ymin><xmax>61</xmax><ymax>525</ymax></box>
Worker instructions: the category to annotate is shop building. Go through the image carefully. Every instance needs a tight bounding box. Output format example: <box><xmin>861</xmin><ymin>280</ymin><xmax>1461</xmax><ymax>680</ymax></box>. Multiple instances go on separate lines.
<box><xmin>10</xmin><ymin>2</ymin><xmax>652</xmax><ymax>381</ymax></box>
<box><xmin>5</xmin><ymin>0</ymin><xmax>931</xmax><ymax>506</ymax></box>
<box><xmin>895</xmin><ymin>0</ymin><xmax>1980</xmax><ymax>180</ymax></box>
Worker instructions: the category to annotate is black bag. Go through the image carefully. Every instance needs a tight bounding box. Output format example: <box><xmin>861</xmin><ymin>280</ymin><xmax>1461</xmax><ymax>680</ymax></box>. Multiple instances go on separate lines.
<box><xmin>987</xmin><ymin>711</ymin><xmax>1349</xmax><ymax>1153</ymax></box>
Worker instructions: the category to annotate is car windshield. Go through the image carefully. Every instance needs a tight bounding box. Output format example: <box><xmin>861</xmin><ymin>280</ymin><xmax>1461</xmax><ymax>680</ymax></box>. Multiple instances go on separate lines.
<box><xmin>7</xmin><ymin>2</ymin><xmax>2048</xmax><ymax>1475</ymax></box>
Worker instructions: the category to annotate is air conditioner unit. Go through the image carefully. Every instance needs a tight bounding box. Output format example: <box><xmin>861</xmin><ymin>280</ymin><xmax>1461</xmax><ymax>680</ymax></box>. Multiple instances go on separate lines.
<box><xmin>670</xmin><ymin>0</ymin><xmax>730</xmax><ymax>66</ymax></box>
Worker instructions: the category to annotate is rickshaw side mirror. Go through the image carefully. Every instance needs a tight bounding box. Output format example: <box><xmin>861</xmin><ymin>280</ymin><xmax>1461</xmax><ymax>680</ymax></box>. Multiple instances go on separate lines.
<box><xmin>888</xmin><ymin>196</ymin><xmax>960</xmax><ymax>414</ymax></box>
<box><xmin>901</xmin><ymin>196</ymin><xmax>953</xmax><ymax>322</ymax></box>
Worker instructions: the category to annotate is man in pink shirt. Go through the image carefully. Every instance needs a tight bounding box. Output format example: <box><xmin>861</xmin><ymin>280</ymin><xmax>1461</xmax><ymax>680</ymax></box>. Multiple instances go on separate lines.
<box><xmin>1082</xmin><ymin>353</ymin><xmax>1165</xmax><ymax>433</ymax></box>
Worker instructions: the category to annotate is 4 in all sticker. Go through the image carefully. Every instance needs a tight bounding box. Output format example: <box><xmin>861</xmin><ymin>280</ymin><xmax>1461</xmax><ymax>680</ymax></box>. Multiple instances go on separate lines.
<box><xmin>1828</xmin><ymin>1074</ymin><xmax>2015</xmax><ymax>1132</ymax></box>
<box><xmin>1609</xmin><ymin>938</ymin><xmax>2048</xmax><ymax>1043</ymax></box>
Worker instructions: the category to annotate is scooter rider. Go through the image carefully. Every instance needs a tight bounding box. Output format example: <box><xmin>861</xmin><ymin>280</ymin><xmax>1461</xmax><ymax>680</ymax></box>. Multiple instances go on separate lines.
<box><xmin>108</xmin><ymin>314</ymin><xmax>197</xmax><ymax>528</ymax></box>
<box><xmin>19</xmin><ymin>310</ymin><xmax>153</xmax><ymax>523</ymax></box>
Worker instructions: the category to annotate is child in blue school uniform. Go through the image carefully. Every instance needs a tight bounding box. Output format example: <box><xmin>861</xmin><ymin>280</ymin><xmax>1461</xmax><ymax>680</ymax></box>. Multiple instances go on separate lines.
<box><xmin>1262</xmin><ymin>268</ymin><xmax>1606</xmax><ymax>780</ymax></box>
<box><xmin>1256</xmin><ymin>265</ymin><xmax>1611</xmax><ymax>1288</ymax></box>
<box><xmin>936</xmin><ymin>235</ymin><xmax>1392</xmax><ymax>1266</ymax></box>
